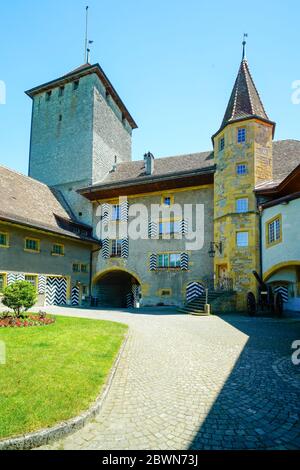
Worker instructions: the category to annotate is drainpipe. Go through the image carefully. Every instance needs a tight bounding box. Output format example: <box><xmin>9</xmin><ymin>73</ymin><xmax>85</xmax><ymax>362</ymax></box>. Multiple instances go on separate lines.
<box><xmin>258</xmin><ymin>202</ymin><xmax>263</xmax><ymax>280</ymax></box>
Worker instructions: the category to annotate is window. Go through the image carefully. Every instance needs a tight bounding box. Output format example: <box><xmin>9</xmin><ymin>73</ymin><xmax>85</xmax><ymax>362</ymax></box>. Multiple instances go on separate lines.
<box><xmin>81</xmin><ymin>264</ymin><xmax>88</xmax><ymax>273</ymax></box>
<box><xmin>236</xmin><ymin>164</ymin><xmax>247</xmax><ymax>175</ymax></box>
<box><xmin>46</xmin><ymin>91</ymin><xmax>52</xmax><ymax>101</ymax></box>
<box><xmin>0</xmin><ymin>232</ymin><xmax>8</xmax><ymax>247</ymax></box>
<box><xmin>236</xmin><ymin>232</ymin><xmax>249</xmax><ymax>247</ymax></box>
<box><xmin>112</xmin><ymin>205</ymin><xmax>120</xmax><ymax>221</ymax></box>
<box><xmin>58</xmin><ymin>114</ymin><xmax>63</xmax><ymax>122</ymax></box>
<box><xmin>237</xmin><ymin>128</ymin><xmax>246</xmax><ymax>143</ymax></box>
<box><xmin>25</xmin><ymin>275</ymin><xmax>38</xmax><ymax>290</ymax></box>
<box><xmin>82</xmin><ymin>285</ymin><xmax>88</xmax><ymax>296</ymax></box>
<box><xmin>73</xmin><ymin>263</ymin><xmax>80</xmax><ymax>273</ymax></box>
<box><xmin>157</xmin><ymin>253</ymin><xmax>181</xmax><ymax>269</ymax></box>
<box><xmin>159</xmin><ymin>220</ymin><xmax>180</xmax><ymax>236</ymax></box>
<box><xmin>24</xmin><ymin>238</ymin><xmax>40</xmax><ymax>252</ymax></box>
<box><xmin>58</xmin><ymin>86</ymin><xmax>65</xmax><ymax>97</ymax></box>
<box><xmin>267</xmin><ymin>216</ymin><xmax>282</xmax><ymax>246</ymax></box>
<box><xmin>73</xmin><ymin>80</ymin><xmax>79</xmax><ymax>91</ymax></box>
<box><xmin>219</xmin><ymin>136</ymin><xmax>225</xmax><ymax>151</ymax></box>
<box><xmin>236</xmin><ymin>198</ymin><xmax>248</xmax><ymax>213</ymax></box>
<box><xmin>52</xmin><ymin>244</ymin><xmax>64</xmax><ymax>256</ymax></box>
<box><xmin>0</xmin><ymin>274</ymin><xmax>6</xmax><ymax>293</ymax></box>
<box><xmin>161</xmin><ymin>195</ymin><xmax>174</xmax><ymax>206</ymax></box>
<box><xmin>160</xmin><ymin>289</ymin><xmax>171</xmax><ymax>297</ymax></box>
<box><xmin>111</xmin><ymin>240</ymin><xmax>122</xmax><ymax>257</ymax></box>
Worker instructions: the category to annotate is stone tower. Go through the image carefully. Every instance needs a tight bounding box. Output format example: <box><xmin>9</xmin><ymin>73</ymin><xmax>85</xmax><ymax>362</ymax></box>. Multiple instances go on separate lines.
<box><xmin>26</xmin><ymin>63</ymin><xmax>137</xmax><ymax>225</ymax></box>
<box><xmin>212</xmin><ymin>58</ymin><xmax>275</xmax><ymax>309</ymax></box>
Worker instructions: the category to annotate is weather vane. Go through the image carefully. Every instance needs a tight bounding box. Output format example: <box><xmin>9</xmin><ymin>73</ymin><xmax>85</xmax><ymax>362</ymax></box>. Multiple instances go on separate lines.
<box><xmin>84</xmin><ymin>6</ymin><xmax>94</xmax><ymax>63</ymax></box>
<box><xmin>242</xmin><ymin>33</ymin><xmax>248</xmax><ymax>60</ymax></box>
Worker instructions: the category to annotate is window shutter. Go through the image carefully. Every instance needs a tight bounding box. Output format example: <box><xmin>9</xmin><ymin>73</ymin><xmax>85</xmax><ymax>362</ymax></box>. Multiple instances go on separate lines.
<box><xmin>120</xmin><ymin>200</ymin><xmax>129</xmax><ymax>222</ymax></box>
<box><xmin>7</xmin><ymin>273</ymin><xmax>17</xmax><ymax>285</ymax></box>
<box><xmin>180</xmin><ymin>219</ymin><xmax>188</xmax><ymax>236</ymax></box>
<box><xmin>149</xmin><ymin>254</ymin><xmax>157</xmax><ymax>271</ymax></box>
<box><xmin>102</xmin><ymin>203</ymin><xmax>110</xmax><ymax>226</ymax></box>
<box><xmin>121</xmin><ymin>238</ymin><xmax>129</xmax><ymax>258</ymax></box>
<box><xmin>180</xmin><ymin>253</ymin><xmax>189</xmax><ymax>271</ymax></box>
<box><xmin>148</xmin><ymin>222</ymin><xmax>158</xmax><ymax>239</ymax></box>
<box><xmin>71</xmin><ymin>285</ymin><xmax>80</xmax><ymax>306</ymax></box>
<box><xmin>102</xmin><ymin>238</ymin><xmax>109</xmax><ymax>259</ymax></box>
<box><xmin>38</xmin><ymin>275</ymin><xmax>46</xmax><ymax>294</ymax></box>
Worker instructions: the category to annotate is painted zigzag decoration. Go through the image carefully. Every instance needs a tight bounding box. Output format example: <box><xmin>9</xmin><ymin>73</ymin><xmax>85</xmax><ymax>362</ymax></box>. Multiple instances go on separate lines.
<box><xmin>7</xmin><ymin>273</ymin><xmax>17</xmax><ymax>285</ymax></box>
<box><xmin>102</xmin><ymin>238</ymin><xmax>110</xmax><ymax>259</ymax></box>
<box><xmin>186</xmin><ymin>282</ymin><xmax>205</xmax><ymax>303</ymax></box>
<box><xmin>38</xmin><ymin>275</ymin><xmax>46</xmax><ymax>294</ymax></box>
<box><xmin>45</xmin><ymin>277</ymin><xmax>67</xmax><ymax>306</ymax></box>
<box><xmin>148</xmin><ymin>222</ymin><xmax>158</xmax><ymax>239</ymax></box>
<box><xmin>71</xmin><ymin>286</ymin><xmax>80</xmax><ymax>306</ymax></box>
<box><xmin>274</xmin><ymin>286</ymin><xmax>289</xmax><ymax>303</ymax></box>
<box><xmin>121</xmin><ymin>238</ymin><xmax>129</xmax><ymax>258</ymax></box>
<box><xmin>180</xmin><ymin>253</ymin><xmax>189</xmax><ymax>271</ymax></box>
<box><xmin>149</xmin><ymin>254</ymin><xmax>157</xmax><ymax>271</ymax></box>
<box><xmin>120</xmin><ymin>200</ymin><xmax>129</xmax><ymax>222</ymax></box>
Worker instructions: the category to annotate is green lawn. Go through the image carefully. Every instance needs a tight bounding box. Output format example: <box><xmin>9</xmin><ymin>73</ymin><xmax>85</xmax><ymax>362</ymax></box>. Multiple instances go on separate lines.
<box><xmin>0</xmin><ymin>315</ymin><xmax>127</xmax><ymax>440</ymax></box>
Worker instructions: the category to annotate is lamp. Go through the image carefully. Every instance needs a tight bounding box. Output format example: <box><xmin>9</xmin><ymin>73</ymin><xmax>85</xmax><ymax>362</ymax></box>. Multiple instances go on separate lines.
<box><xmin>209</xmin><ymin>241</ymin><xmax>223</xmax><ymax>258</ymax></box>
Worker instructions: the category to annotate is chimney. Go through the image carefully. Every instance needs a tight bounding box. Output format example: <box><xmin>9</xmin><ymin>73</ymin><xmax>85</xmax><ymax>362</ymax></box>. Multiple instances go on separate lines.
<box><xmin>144</xmin><ymin>152</ymin><xmax>155</xmax><ymax>175</ymax></box>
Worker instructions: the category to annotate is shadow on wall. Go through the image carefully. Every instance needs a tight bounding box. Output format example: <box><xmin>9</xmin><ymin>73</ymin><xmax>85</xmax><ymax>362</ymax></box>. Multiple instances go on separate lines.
<box><xmin>188</xmin><ymin>315</ymin><xmax>300</xmax><ymax>450</ymax></box>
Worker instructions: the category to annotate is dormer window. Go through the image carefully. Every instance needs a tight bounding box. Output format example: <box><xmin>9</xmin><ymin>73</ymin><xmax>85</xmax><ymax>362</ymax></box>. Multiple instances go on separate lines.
<box><xmin>237</xmin><ymin>128</ymin><xmax>246</xmax><ymax>143</ymax></box>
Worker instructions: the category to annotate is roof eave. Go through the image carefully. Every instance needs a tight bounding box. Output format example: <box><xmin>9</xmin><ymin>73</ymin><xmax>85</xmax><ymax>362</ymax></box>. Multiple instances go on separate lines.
<box><xmin>78</xmin><ymin>166</ymin><xmax>216</xmax><ymax>200</ymax></box>
<box><xmin>25</xmin><ymin>63</ymin><xmax>138</xmax><ymax>130</ymax></box>
<box><xmin>211</xmin><ymin>116</ymin><xmax>276</xmax><ymax>143</ymax></box>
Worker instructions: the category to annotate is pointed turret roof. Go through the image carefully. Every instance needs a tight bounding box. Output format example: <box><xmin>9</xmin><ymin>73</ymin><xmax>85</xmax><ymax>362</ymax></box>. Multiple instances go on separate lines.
<box><xmin>213</xmin><ymin>59</ymin><xmax>275</xmax><ymax>139</ymax></box>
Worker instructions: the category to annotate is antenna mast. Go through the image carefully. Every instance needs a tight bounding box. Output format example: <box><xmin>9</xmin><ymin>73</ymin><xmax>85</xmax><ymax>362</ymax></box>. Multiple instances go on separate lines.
<box><xmin>84</xmin><ymin>6</ymin><xmax>89</xmax><ymax>63</ymax></box>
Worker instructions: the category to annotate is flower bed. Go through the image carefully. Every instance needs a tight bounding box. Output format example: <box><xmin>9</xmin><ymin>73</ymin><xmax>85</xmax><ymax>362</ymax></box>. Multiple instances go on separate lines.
<box><xmin>0</xmin><ymin>311</ymin><xmax>55</xmax><ymax>328</ymax></box>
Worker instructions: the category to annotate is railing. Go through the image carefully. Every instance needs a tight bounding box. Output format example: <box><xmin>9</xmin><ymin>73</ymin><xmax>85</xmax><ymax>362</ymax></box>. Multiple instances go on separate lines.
<box><xmin>201</xmin><ymin>276</ymin><xmax>234</xmax><ymax>293</ymax></box>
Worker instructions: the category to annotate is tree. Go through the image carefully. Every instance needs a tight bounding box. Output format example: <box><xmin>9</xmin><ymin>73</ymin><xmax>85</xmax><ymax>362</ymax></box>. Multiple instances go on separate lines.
<box><xmin>2</xmin><ymin>281</ymin><xmax>37</xmax><ymax>317</ymax></box>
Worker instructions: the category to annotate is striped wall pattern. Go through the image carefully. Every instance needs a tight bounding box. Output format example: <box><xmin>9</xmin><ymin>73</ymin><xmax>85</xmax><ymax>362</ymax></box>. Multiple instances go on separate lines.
<box><xmin>148</xmin><ymin>222</ymin><xmax>158</xmax><ymax>239</ymax></box>
<box><xmin>120</xmin><ymin>200</ymin><xmax>129</xmax><ymax>222</ymax></box>
<box><xmin>38</xmin><ymin>275</ymin><xmax>46</xmax><ymax>294</ymax></box>
<box><xmin>274</xmin><ymin>286</ymin><xmax>289</xmax><ymax>303</ymax></box>
<box><xmin>180</xmin><ymin>253</ymin><xmax>189</xmax><ymax>271</ymax></box>
<box><xmin>180</xmin><ymin>220</ymin><xmax>188</xmax><ymax>236</ymax></box>
<box><xmin>126</xmin><ymin>293</ymin><xmax>134</xmax><ymax>308</ymax></box>
<box><xmin>102</xmin><ymin>238</ymin><xmax>110</xmax><ymax>259</ymax></box>
<box><xmin>121</xmin><ymin>238</ymin><xmax>129</xmax><ymax>258</ymax></box>
<box><xmin>186</xmin><ymin>282</ymin><xmax>205</xmax><ymax>303</ymax></box>
<box><xmin>7</xmin><ymin>273</ymin><xmax>17</xmax><ymax>285</ymax></box>
<box><xmin>101</xmin><ymin>203</ymin><xmax>110</xmax><ymax>226</ymax></box>
<box><xmin>71</xmin><ymin>286</ymin><xmax>80</xmax><ymax>306</ymax></box>
<box><xmin>16</xmin><ymin>273</ymin><xmax>25</xmax><ymax>281</ymax></box>
<box><xmin>149</xmin><ymin>254</ymin><xmax>157</xmax><ymax>271</ymax></box>
<box><xmin>45</xmin><ymin>277</ymin><xmax>67</xmax><ymax>306</ymax></box>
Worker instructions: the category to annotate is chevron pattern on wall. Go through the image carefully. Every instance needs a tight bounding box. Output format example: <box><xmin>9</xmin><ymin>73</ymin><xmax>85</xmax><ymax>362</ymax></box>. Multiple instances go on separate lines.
<box><xmin>71</xmin><ymin>286</ymin><xmax>80</xmax><ymax>306</ymax></box>
<box><xmin>149</xmin><ymin>254</ymin><xmax>157</xmax><ymax>271</ymax></box>
<box><xmin>120</xmin><ymin>200</ymin><xmax>129</xmax><ymax>221</ymax></box>
<box><xmin>180</xmin><ymin>253</ymin><xmax>189</xmax><ymax>271</ymax></box>
<box><xmin>16</xmin><ymin>273</ymin><xmax>25</xmax><ymax>281</ymax></box>
<box><xmin>126</xmin><ymin>292</ymin><xmax>134</xmax><ymax>308</ymax></box>
<box><xmin>38</xmin><ymin>275</ymin><xmax>46</xmax><ymax>294</ymax></box>
<box><xmin>186</xmin><ymin>282</ymin><xmax>205</xmax><ymax>303</ymax></box>
<box><xmin>121</xmin><ymin>238</ymin><xmax>129</xmax><ymax>258</ymax></box>
<box><xmin>7</xmin><ymin>273</ymin><xmax>17</xmax><ymax>285</ymax></box>
<box><xmin>102</xmin><ymin>238</ymin><xmax>110</xmax><ymax>259</ymax></box>
<box><xmin>148</xmin><ymin>222</ymin><xmax>158</xmax><ymax>239</ymax></box>
<box><xmin>274</xmin><ymin>286</ymin><xmax>289</xmax><ymax>302</ymax></box>
<box><xmin>45</xmin><ymin>277</ymin><xmax>67</xmax><ymax>306</ymax></box>
<box><xmin>180</xmin><ymin>219</ymin><xmax>188</xmax><ymax>236</ymax></box>
<box><xmin>102</xmin><ymin>203</ymin><xmax>110</xmax><ymax>226</ymax></box>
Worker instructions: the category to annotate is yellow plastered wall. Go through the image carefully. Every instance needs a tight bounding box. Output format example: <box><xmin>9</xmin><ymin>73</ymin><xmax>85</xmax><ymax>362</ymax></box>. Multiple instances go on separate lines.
<box><xmin>213</xmin><ymin>119</ymin><xmax>273</xmax><ymax>310</ymax></box>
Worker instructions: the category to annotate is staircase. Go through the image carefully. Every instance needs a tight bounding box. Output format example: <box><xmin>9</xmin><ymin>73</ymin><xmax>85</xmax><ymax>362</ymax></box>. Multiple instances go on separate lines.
<box><xmin>178</xmin><ymin>291</ymin><xmax>225</xmax><ymax>316</ymax></box>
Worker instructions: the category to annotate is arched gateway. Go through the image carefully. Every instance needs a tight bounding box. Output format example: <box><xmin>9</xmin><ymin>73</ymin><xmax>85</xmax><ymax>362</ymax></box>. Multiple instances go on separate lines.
<box><xmin>92</xmin><ymin>268</ymin><xmax>141</xmax><ymax>308</ymax></box>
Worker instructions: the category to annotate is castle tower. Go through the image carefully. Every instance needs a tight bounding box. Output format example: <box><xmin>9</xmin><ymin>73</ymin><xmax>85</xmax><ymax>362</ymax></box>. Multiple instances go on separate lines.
<box><xmin>212</xmin><ymin>56</ymin><xmax>275</xmax><ymax>309</ymax></box>
<box><xmin>26</xmin><ymin>63</ymin><xmax>137</xmax><ymax>225</ymax></box>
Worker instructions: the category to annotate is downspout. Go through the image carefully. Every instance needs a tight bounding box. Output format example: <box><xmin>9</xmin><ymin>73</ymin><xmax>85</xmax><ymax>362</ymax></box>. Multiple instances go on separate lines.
<box><xmin>258</xmin><ymin>200</ymin><xmax>263</xmax><ymax>280</ymax></box>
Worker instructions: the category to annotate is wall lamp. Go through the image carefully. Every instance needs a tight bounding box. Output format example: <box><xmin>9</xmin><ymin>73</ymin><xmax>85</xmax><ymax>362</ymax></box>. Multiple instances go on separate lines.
<box><xmin>208</xmin><ymin>241</ymin><xmax>223</xmax><ymax>258</ymax></box>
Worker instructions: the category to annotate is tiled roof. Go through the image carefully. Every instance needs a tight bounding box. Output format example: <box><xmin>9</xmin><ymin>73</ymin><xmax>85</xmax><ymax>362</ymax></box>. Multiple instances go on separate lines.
<box><xmin>213</xmin><ymin>60</ymin><xmax>273</xmax><ymax>139</ymax></box>
<box><xmin>0</xmin><ymin>166</ymin><xmax>96</xmax><ymax>243</ymax></box>
<box><xmin>93</xmin><ymin>151</ymin><xmax>215</xmax><ymax>187</ymax></box>
<box><xmin>256</xmin><ymin>139</ymin><xmax>300</xmax><ymax>190</ymax></box>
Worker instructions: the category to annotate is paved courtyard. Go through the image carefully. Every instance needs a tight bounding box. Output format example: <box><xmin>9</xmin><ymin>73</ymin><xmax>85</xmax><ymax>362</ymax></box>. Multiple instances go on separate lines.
<box><xmin>39</xmin><ymin>307</ymin><xmax>300</xmax><ymax>450</ymax></box>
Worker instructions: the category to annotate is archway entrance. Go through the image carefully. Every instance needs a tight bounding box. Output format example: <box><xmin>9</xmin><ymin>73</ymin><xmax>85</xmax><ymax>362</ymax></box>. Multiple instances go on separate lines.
<box><xmin>93</xmin><ymin>269</ymin><xmax>141</xmax><ymax>308</ymax></box>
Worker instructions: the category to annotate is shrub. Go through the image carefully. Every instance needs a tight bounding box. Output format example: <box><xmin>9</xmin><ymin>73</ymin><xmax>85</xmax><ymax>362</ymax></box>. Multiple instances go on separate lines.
<box><xmin>2</xmin><ymin>281</ymin><xmax>37</xmax><ymax>317</ymax></box>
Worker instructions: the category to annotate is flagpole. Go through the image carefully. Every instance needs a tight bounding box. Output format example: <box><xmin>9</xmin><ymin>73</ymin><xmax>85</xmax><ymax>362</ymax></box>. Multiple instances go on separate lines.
<box><xmin>84</xmin><ymin>6</ymin><xmax>89</xmax><ymax>63</ymax></box>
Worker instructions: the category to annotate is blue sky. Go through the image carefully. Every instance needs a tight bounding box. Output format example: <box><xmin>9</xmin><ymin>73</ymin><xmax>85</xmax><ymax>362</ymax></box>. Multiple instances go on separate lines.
<box><xmin>0</xmin><ymin>0</ymin><xmax>299</xmax><ymax>174</ymax></box>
